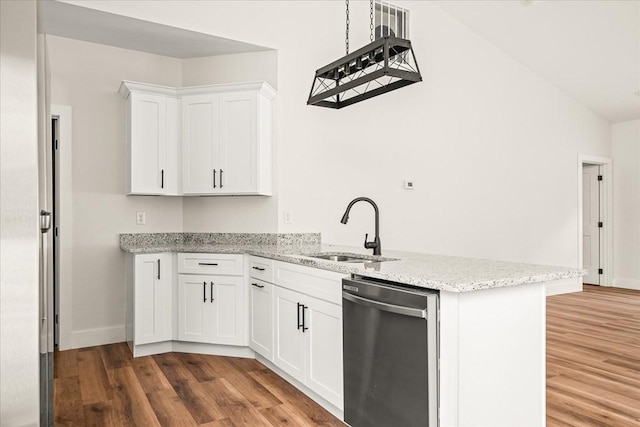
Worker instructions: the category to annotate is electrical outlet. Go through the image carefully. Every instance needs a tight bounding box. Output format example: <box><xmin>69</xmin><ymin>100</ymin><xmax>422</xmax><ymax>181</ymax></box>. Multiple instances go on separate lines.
<box><xmin>136</xmin><ymin>211</ymin><xmax>146</xmax><ymax>225</ymax></box>
<box><xmin>283</xmin><ymin>210</ymin><xmax>293</xmax><ymax>224</ymax></box>
<box><xmin>404</xmin><ymin>180</ymin><xmax>415</xmax><ymax>190</ymax></box>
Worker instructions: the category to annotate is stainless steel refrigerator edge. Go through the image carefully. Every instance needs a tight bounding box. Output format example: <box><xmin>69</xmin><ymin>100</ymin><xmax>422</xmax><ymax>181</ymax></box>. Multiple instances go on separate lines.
<box><xmin>342</xmin><ymin>276</ymin><xmax>439</xmax><ymax>427</ymax></box>
<box><xmin>38</xmin><ymin>31</ymin><xmax>54</xmax><ymax>426</ymax></box>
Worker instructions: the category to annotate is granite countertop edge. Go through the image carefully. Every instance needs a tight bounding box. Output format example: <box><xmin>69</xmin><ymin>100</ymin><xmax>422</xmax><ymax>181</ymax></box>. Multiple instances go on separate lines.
<box><xmin>120</xmin><ymin>241</ymin><xmax>585</xmax><ymax>294</ymax></box>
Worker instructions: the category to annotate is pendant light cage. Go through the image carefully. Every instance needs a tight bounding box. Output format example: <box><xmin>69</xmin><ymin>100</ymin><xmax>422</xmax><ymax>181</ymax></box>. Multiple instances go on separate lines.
<box><xmin>307</xmin><ymin>0</ymin><xmax>422</xmax><ymax>109</ymax></box>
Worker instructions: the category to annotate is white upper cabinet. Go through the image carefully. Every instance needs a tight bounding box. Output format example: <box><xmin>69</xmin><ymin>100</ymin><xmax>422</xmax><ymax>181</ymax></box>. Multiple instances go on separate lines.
<box><xmin>120</xmin><ymin>81</ymin><xmax>275</xmax><ymax>196</ymax></box>
<box><xmin>181</xmin><ymin>94</ymin><xmax>219</xmax><ymax>194</ymax></box>
<box><xmin>182</xmin><ymin>84</ymin><xmax>274</xmax><ymax>195</ymax></box>
<box><xmin>119</xmin><ymin>82</ymin><xmax>180</xmax><ymax>195</ymax></box>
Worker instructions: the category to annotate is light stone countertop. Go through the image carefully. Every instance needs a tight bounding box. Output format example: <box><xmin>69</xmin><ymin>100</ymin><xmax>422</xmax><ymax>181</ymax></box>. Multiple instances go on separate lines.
<box><xmin>120</xmin><ymin>235</ymin><xmax>585</xmax><ymax>293</ymax></box>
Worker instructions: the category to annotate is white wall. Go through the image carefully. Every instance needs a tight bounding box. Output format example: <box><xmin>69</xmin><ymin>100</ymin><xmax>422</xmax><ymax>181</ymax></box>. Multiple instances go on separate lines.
<box><xmin>0</xmin><ymin>0</ymin><xmax>40</xmax><ymax>424</ymax></box>
<box><xmin>181</xmin><ymin>50</ymin><xmax>280</xmax><ymax>233</ymax></box>
<box><xmin>612</xmin><ymin>119</ymin><xmax>640</xmax><ymax>289</ymax></box>
<box><xmin>47</xmin><ymin>36</ymin><xmax>185</xmax><ymax>347</ymax></box>
<box><xmin>65</xmin><ymin>0</ymin><xmax>612</xmax><ymax>269</ymax></box>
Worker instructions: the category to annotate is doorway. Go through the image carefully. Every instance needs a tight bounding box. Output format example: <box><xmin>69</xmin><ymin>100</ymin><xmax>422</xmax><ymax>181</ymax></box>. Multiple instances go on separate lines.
<box><xmin>50</xmin><ymin>105</ymin><xmax>72</xmax><ymax>350</ymax></box>
<box><xmin>578</xmin><ymin>155</ymin><xmax>612</xmax><ymax>287</ymax></box>
<box><xmin>582</xmin><ymin>164</ymin><xmax>601</xmax><ymax>285</ymax></box>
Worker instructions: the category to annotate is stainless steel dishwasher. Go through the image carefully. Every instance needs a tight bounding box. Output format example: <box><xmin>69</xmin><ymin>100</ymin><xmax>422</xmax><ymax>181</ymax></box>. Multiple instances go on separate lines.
<box><xmin>342</xmin><ymin>276</ymin><xmax>439</xmax><ymax>427</ymax></box>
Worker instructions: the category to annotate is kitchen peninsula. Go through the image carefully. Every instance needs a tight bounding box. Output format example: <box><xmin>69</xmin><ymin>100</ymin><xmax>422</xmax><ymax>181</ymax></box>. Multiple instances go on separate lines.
<box><xmin>121</xmin><ymin>232</ymin><xmax>584</xmax><ymax>427</ymax></box>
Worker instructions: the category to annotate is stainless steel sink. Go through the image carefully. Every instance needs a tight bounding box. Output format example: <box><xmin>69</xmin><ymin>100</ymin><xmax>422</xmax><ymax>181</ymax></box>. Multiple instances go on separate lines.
<box><xmin>306</xmin><ymin>253</ymin><xmax>397</xmax><ymax>263</ymax></box>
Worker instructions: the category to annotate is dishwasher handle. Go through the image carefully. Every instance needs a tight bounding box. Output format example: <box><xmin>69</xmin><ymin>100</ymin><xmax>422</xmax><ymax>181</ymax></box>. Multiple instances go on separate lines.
<box><xmin>343</xmin><ymin>292</ymin><xmax>427</xmax><ymax>319</ymax></box>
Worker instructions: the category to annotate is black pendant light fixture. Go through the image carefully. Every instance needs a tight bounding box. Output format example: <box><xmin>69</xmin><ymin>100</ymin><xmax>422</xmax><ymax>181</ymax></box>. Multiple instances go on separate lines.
<box><xmin>307</xmin><ymin>0</ymin><xmax>422</xmax><ymax>109</ymax></box>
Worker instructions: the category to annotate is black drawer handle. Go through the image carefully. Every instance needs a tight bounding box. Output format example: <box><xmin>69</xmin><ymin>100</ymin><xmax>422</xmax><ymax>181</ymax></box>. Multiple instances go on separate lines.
<box><xmin>252</xmin><ymin>266</ymin><xmax>266</xmax><ymax>271</ymax></box>
<box><xmin>203</xmin><ymin>281</ymin><xmax>206</xmax><ymax>303</ymax></box>
<box><xmin>161</xmin><ymin>169</ymin><xmax>164</xmax><ymax>189</ymax></box>
<box><xmin>213</xmin><ymin>169</ymin><xmax>217</xmax><ymax>188</ymax></box>
<box><xmin>198</xmin><ymin>262</ymin><xmax>219</xmax><ymax>266</ymax></box>
<box><xmin>157</xmin><ymin>259</ymin><xmax>161</xmax><ymax>280</ymax></box>
<box><xmin>251</xmin><ymin>283</ymin><xmax>265</xmax><ymax>289</ymax></box>
<box><xmin>210</xmin><ymin>282</ymin><xmax>214</xmax><ymax>302</ymax></box>
<box><xmin>297</xmin><ymin>303</ymin><xmax>303</xmax><ymax>330</ymax></box>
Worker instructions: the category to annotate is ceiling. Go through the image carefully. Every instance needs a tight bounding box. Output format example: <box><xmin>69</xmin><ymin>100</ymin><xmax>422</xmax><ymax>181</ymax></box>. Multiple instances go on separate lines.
<box><xmin>38</xmin><ymin>1</ymin><xmax>270</xmax><ymax>59</ymax></box>
<box><xmin>40</xmin><ymin>1</ymin><xmax>638</xmax><ymax>123</ymax></box>
<box><xmin>435</xmin><ymin>0</ymin><xmax>640</xmax><ymax>123</ymax></box>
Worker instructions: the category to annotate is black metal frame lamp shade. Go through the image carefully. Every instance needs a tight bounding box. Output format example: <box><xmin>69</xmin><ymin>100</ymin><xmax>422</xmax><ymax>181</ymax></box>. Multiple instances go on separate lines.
<box><xmin>307</xmin><ymin>35</ymin><xmax>422</xmax><ymax>109</ymax></box>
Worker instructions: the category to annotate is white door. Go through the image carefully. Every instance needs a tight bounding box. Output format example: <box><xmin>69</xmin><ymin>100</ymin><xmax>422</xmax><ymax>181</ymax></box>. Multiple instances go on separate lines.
<box><xmin>249</xmin><ymin>280</ymin><xmax>273</xmax><ymax>360</ymax></box>
<box><xmin>582</xmin><ymin>164</ymin><xmax>600</xmax><ymax>284</ymax></box>
<box><xmin>178</xmin><ymin>274</ymin><xmax>211</xmax><ymax>343</ymax></box>
<box><xmin>129</xmin><ymin>92</ymin><xmax>166</xmax><ymax>194</ymax></box>
<box><xmin>273</xmin><ymin>286</ymin><xmax>306</xmax><ymax>383</ymax></box>
<box><xmin>305</xmin><ymin>296</ymin><xmax>344</xmax><ymax>409</ymax></box>
<box><xmin>181</xmin><ymin>94</ymin><xmax>219</xmax><ymax>194</ymax></box>
<box><xmin>210</xmin><ymin>275</ymin><xmax>244</xmax><ymax>345</ymax></box>
<box><xmin>218</xmin><ymin>92</ymin><xmax>258</xmax><ymax>194</ymax></box>
<box><xmin>134</xmin><ymin>253</ymin><xmax>171</xmax><ymax>344</ymax></box>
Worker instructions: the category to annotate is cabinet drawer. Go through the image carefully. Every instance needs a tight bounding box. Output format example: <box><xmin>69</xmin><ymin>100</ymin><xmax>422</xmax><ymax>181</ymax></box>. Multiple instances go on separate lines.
<box><xmin>178</xmin><ymin>253</ymin><xmax>244</xmax><ymax>275</ymax></box>
<box><xmin>273</xmin><ymin>261</ymin><xmax>347</xmax><ymax>305</ymax></box>
<box><xmin>248</xmin><ymin>256</ymin><xmax>274</xmax><ymax>282</ymax></box>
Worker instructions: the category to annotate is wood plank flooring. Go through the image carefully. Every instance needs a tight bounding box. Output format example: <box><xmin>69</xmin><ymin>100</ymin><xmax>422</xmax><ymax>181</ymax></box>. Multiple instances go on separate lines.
<box><xmin>547</xmin><ymin>285</ymin><xmax>640</xmax><ymax>426</ymax></box>
<box><xmin>54</xmin><ymin>346</ymin><xmax>344</xmax><ymax>426</ymax></box>
<box><xmin>55</xmin><ymin>284</ymin><xmax>640</xmax><ymax>426</ymax></box>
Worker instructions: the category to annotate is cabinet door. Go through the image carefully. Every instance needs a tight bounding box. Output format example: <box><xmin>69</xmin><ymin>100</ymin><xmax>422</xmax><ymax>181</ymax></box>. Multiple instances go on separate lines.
<box><xmin>249</xmin><ymin>279</ymin><xmax>273</xmax><ymax>360</ymax></box>
<box><xmin>218</xmin><ymin>92</ymin><xmax>258</xmax><ymax>194</ymax></box>
<box><xmin>305</xmin><ymin>297</ymin><xmax>344</xmax><ymax>410</ymax></box>
<box><xmin>273</xmin><ymin>286</ymin><xmax>306</xmax><ymax>383</ymax></box>
<box><xmin>182</xmin><ymin>94</ymin><xmax>219</xmax><ymax>194</ymax></box>
<box><xmin>134</xmin><ymin>253</ymin><xmax>171</xmax><ymax>345</ymax></box>
<box><xmin>177</xmin><ymin>274</ymin><xmax>212</xmax><ymax>343</ymax></box>
<box><xmin>210</xmin><ymin>275</ymin><xmax>244</xmax><ymax>345</ymax></box>
<box><xmin>129</xmin><ymin>93</ymin><xmax>166</xmax><ymax>195</ymax></box>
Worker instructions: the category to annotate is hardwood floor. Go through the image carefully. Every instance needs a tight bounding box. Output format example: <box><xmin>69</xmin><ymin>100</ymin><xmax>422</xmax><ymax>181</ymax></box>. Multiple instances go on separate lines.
<box><xmin>54</xmin><ymin>345</ymin><xmax>344</xmax><ymax>426</ymax></box>
<box><xmin>55</xmin><ymin>285</ymin><xmax>640</xmax><ymax>426</ymax></box>
<box><xmin>547</xmin><ymin>285</ymin><xmax>640</xmax><ymax>426</ymax></box>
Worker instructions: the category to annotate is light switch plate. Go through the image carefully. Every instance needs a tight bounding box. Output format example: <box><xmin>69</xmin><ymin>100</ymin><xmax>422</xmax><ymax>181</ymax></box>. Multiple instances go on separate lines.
<box><xmin>136</xmin><ymin>211</ymin><xmax>146</xmax><ymax>225</ymax></box>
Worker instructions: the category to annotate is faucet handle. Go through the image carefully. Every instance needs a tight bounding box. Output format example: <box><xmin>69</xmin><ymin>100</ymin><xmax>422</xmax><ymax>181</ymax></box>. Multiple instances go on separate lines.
<box><xmin>364</xmin><ymin>233</ymin><xmax>369</xmax><ymax>247</ymax></box>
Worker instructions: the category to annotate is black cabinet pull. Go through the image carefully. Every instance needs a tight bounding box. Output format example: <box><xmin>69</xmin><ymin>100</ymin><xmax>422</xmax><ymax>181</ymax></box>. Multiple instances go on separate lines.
<box><xmin>297</xmin><ymin>303</ymin><xmax>303</xmax><ymax>330</ymax></box>
<box><xmin>161</xmin><ymin>169</ymin><xmax>164</xmax><ymax>189</ymax></box>
<box><xmin>251</xmin><ymin>282</ymin><xmax>265</xmax><ymax>289</ymax></box>
<box><xmin>157</xmin><ymin>259</ymin><xmax>161</xmax><ymax>280</ymax></box>
<box><xmin>252</xmin><ymin>266</ymin><xmax>266</xmax><ymax>271</ymax></box>
<box><xmin>198</xmin><ymin>262</ymin><xmax>218</xmax><ymax>266</ymax></box>
<box><xmin>203</xmin><ymin>281</ymin><xmax>207</xmax><ymax>303</ymax></box>
<box><xmin>210</xmin><ymin>282</ymin><xmax>214</xmax><ymax>302</ymax></box>
<box><xmin>302</xmin><ymin>305</ymin><xmax>309</xmax><ymax>332</ymax></box>
<box><xmin>220</xmin><ymin>169</ymin><xmax>224</xmax><ymax>188</ymax></box>
<box><xmin>213</xmin><ymin>169</ymin><xmax>217</xmax><ymax>188</ymax></box>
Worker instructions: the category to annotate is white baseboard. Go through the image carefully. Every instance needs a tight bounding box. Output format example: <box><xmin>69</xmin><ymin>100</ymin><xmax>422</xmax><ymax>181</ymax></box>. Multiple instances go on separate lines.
<box><xmin>612</xmin><ymin>277</ymin><xmax>640</xmax><ymax>290</ymax></box>
<box><xmin>545</xmin><ymin>278</ymin><xmax>582</xmax><ymax>296</ymax></box>
<box><xmin>71</xmin><ymin>325</ymin><xmax>125</xmax><ymax>349</ymax></box>
<box><xmin>131</xmin><ymin>340</ymin><xmax>256</xmax><ymax>358</ymax></box>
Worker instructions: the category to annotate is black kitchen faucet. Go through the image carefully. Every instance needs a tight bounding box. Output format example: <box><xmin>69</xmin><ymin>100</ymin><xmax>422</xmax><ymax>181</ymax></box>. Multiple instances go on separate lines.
<box><xmin>340</xmin><ymin>197</ymin><xmax>381</xmax><ymax>256</ymax></box>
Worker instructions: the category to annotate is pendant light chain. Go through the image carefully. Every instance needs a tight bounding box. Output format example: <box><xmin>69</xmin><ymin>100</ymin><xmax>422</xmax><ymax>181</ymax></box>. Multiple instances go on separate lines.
<box><xmin>370</xmin><ymin>0</ymin><xmax>374</xmax><ymax>42</ymax></box>
<box><xmin>345</xmin><ymin>0</ymin><xmax>350</xmax><ymax>55</ymax></box>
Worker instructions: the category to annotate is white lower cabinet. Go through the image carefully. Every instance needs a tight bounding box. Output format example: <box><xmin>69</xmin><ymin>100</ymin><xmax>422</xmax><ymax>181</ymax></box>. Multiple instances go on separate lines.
<box><xmin>269</xmin><ymin>262</ymin><xmax>345</xmax><ymax>410</ymax></box>
<box><xmin>248</xmin><ymin>279</ymin><xmax>274</xmax><ymax>360</ymax></box>
<box><xmin>178</xmin><ymin>274</ymin><xmax>244</xmax><ymax>345</ymax></box>
<box><xmin>273</xmin><ymin>286</ymin><xmax>307</xmax><ymax>380</ymax></box>
<box><xmin>126</xmin><ymin>253</ymin><xmax>173</xmax><ymax>350</ymax></box>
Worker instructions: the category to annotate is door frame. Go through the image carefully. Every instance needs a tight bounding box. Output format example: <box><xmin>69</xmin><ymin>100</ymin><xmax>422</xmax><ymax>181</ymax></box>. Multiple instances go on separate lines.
<box><xmin>51</xmin><ymin>105</ymin><xmax>73</xmax><ymax>350</ymax></box>
<box><xmin>577</xmin><ymin>154</ymin><xmax>612</xmax><ymax>287</ymax></box>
